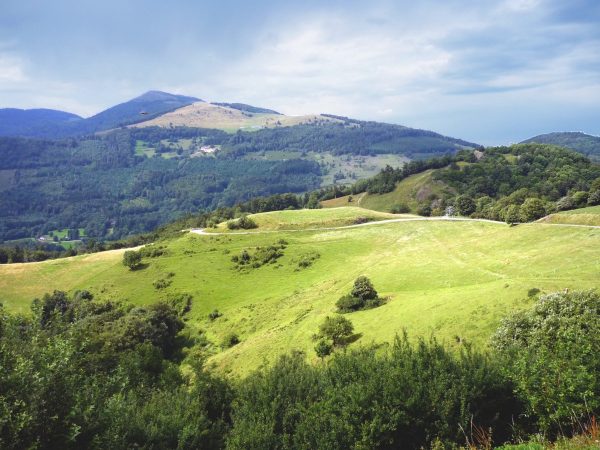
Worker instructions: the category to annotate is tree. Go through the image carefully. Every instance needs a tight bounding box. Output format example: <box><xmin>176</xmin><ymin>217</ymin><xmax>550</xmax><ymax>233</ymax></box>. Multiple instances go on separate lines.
<box><xmin>492</xmin><ymin>290</ymin><xmax>600</xmax><ymax>433</ymax></box>
<box><xmin>314</xmin><ymin>340</ymin><xmax>333</xmax><ymax>359</ymax></box>
<box><xmin>587</xmin><ymin>189</ymin><xmax>600</xmax><ymax>206</ymax></box>
<box><xmin>503</xmin><ymin>204</ymin><xmax>521</xmax><ymax>224</ymax></box>
<box><xmin>351</xmin><ymin>276</ymin><xmax>378</xmax><ymax>301</ymax></box>
<box><xmin>318</xmin><ymin>316</ymin><xmax>354</xmax><ymax>347</ymax></box>
<box><xmin>519</xmin><ymin>198</ymin><xmax>547</xmax><ymax>222</ymax></box>
<box><xmin>122</xmin><ymin>250</ymin><xmax>142</xmax><ymax>270</ymax></box>
<box><xmin>454</xmin><ymin>195</ymin><xmax>476</xmax><ymax>216</ymax></box>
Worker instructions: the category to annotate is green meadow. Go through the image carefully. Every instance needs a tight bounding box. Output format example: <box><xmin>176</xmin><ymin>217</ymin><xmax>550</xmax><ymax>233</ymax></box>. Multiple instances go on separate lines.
<box><xmin>1</xmin><ymin>208</ymin><xmax>599</xmax><ymax>376</ymax></box>
<box><xmin>541</xmin><ymin>204</ymin><xmax>600</xmax><ymax>226</ymax></box>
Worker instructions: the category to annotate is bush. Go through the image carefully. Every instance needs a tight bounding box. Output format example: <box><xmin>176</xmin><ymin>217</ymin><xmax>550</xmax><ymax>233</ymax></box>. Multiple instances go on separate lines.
<box><xmin>455</xmin><ymin>195</ymin><xmax>476</xmax><ymax>216</ymax></box>
<box><xmin>318</xmin><ymin>316</ymin><xmax>354</xmax><ymax>347</ymax></box>
<box><xmin>337</xmin><ymin>276</ymin><xmax>384</xmax><ymax>312</ymax></box>
<box><xmin>492</xmin><ymin>290</ymin><xmax>600</xmax><ymax>433</ymax></box>
<box><xmin>222</xmin><ymin>333</ymin><xmax>240</xmax><ymax>348</ymax></box>
<box><xmin>519</xmin><ymin>198</ymin><xmax>547</xmax><ymax>222</ymax></box>
<box><xmin>391</xmin><ymin>203</ymin><xmax>411</xmax><ymax>214</ymax></box>
<box><xmin>416</xmin><ymin>204</ymin><xmax>432</xmax><ymax>217</ymax></box>
<box><xmin>208</xmin><ymin>309</ymin><xmax>222</xmax><ymax>321</ymax></box>
<box><xmin>314</xmin><ymin>340</ymin><xmax>333</xmax><ymax>358</ymax></box>
<box><xmin>227</xmin><ymin>215</ymin><xmax>258</xmax><ymax>230</ymax></box>
<box><xmin>122</xmin><ymin>250</ymin><xmax>142</xmax><ymax>270</ymax></box>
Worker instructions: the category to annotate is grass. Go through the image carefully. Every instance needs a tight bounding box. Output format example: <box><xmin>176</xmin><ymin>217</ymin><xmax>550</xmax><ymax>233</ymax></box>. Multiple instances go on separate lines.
<box><xmin>209</xmin><ymin>207</ymin><xmax>400</xmax><ymax>232</ymax></box>
<box><xmin>2</xmin><ymin>208</ymin><xmax>599</xmax><ymax>377</ymax></box>
<box><xmin>540</xmin><ymin>205</ymin><xmax>600</xmax><ymax>226</ymax></box>
<box><xmin>359</xmin><ymin>170</ymin><xmax>455</xmax><ymax>213</ymax></box>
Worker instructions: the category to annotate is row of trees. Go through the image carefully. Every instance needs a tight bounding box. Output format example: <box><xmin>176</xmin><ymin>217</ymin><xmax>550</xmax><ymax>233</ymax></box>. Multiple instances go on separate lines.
<box><xmin>1</xmin><ymin>289</ymin><xmax>598</xmax><ymax>448</ymax></box>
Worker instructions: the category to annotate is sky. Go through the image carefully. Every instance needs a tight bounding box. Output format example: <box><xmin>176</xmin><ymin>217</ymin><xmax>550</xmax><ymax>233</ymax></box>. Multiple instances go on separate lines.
<box><xmin>0</xmin><ymin>0</ymin><xmax>599</xmax><ymax>145</ymax></box>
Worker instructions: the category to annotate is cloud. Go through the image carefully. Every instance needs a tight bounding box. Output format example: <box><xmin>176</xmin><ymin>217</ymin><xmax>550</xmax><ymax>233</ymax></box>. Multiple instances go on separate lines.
<box><xmin>0</xmin><ymin>54</ymin><xmax>27</xmax><ymax>83</ymax></box>
<box><xmin>0</xmin><ymin>0</ymin><xmax>598</xmax><ymax>143</ymax></box>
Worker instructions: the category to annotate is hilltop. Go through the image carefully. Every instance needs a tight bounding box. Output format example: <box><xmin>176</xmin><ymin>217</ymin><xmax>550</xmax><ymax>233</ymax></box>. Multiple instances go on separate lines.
<box><xmin>521</xmin><ymin>131</ymin><xmax>600</xmax><ymax>159</ymax></box>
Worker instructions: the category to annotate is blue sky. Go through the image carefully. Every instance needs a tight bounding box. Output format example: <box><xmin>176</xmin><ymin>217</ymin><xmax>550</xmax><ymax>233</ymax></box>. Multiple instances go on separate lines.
<box><xmin>0</xmin><ymin>0</ymin><xmax>599</xmax><ymax>144</ymax></box>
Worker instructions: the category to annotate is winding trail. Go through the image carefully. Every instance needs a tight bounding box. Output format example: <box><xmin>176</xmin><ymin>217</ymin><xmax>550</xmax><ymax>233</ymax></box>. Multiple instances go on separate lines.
<box><xmin>189</xmin><ymin>215</ymin><xmax>600</xmax><ymax>236</ymax></box>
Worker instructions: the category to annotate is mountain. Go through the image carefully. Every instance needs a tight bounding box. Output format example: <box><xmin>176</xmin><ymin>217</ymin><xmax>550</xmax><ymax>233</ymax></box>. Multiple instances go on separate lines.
<box><xmin>211</xmin><ymin>102</ymin><xmax>281</xmax><ymax>115</ymax></box>
<box><xmin>130</xmin><ymin>101</ymin><xmax>338</xmax><ymax>132</ymax></box>
<box><xmin>0</xmin><ymin>91</ymin><xmax>199</xmax><ymax>138</ymax></box>
<box><xmin>82</xmin><ymin>90</ymin><xmax>200</xmax><ymax>133</ymax></box>
<box><xmin>0</xmin><ymin>108</ymin><xmax>82</xmax><ymax>137</ymax></box>
<box><xmin>521</xmin><ymin>131</ymin><xmax>600</xmax><ymax>159</ymax></box>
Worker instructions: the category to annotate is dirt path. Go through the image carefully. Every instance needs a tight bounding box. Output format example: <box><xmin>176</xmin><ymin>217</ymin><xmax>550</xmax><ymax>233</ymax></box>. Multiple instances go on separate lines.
<box><xmin>189</xmin><ymin>216</ymin><xmax>600</xmax><ymax>237</ymax></box>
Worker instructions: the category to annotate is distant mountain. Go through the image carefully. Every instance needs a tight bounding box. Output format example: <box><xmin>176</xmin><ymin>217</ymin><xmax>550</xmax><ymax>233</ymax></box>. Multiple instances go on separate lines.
<box><xmin>0</xmin><ymin>108</ymin><xmax>82</xmax><ymax>138</ymax></box>
<box><xmin>0</xmin><ymin>91</ymin><xmax>199</xmax><ymax>138</ymax></box>
<box><xmin>82</xmin><ymin>90</ymin><xmax>200</xmax><ymax>133</ymax></box>
<box><xmin>521</xmin><ymin>132</ymin><xmax>600</xmax><ymax>159</ymax></box>
<box><xmin>211</xmin><ymin>102</ymin><xmax>281</xmax><ymax>115</ymax></box>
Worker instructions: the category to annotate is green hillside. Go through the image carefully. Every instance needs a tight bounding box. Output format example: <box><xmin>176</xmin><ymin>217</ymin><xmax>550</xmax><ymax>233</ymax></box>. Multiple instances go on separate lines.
<box><xmin>539</xmin><ymin>204</ymin><xmax>600</xmax><ymax>226</ymax></box>
<box><xmin>3</xmin><ymin>207</ymin><xmax>599</xmax><ymax>376</ymax></box>
<box><xmin>358</xmin><ymin>169</ymin><xmax>455</xmax><ymax>213</ymax></box>
<box><xmin>522</xmin><ymin>131</ymin><xmax>600</xmax><ymax>159</ymax></box>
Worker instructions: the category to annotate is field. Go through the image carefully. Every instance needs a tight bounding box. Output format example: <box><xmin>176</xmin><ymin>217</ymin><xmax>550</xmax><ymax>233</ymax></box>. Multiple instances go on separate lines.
<box><xmin>1</xmin><ymin>208</ymin><xmax>599</xmax><ymax>376</ymax></box>
<box><xmin>210</xmin><ymin>207</ymin><xmax>401</xmax><ymax>232</ymax></box>
<box><xmin>540</xmin><ymin>205</ymin><xmax>600</xmax><ymax>226</ymax></box>
<box><xmin>359</xmin><ymin>170</ymin><xmax>455</xmax><ymax>212</ymax></box>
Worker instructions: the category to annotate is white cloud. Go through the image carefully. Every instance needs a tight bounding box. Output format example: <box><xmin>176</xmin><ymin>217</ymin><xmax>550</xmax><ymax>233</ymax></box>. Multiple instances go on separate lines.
<box><xmin>0</xmin><ymin>54</ymin><xmax>27</xmax><ymax>83</ymax></box>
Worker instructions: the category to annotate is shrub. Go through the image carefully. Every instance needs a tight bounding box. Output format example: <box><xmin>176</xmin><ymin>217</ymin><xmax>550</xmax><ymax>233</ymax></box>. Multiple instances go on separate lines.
<box><xmin>492</xmin><ymin>290</ymin><xmax>600</xmax><ymax>433</ymax></box>
<box><xmin>122</xmin><ymin>250</ymin><xmax>142</xmax><ymax>270</ymax></box>
<box><xmin>153</xmin><ymin>278</ymin><xmax>171</xmax><ymax>290</ymax></box>
<box><xmin>336</xmin><ymin>276</ymin><xmax>384</xmax><ymax>313</ymax></box>
<box><xmin>222</xmin><ymin>333</ymin><xmax>240</xmax><ymax>348</ymax></box>
<box><xmin>417</xmin><ymin>204</ymin><xmax>432</xmax><ymax>217</ymax></box>
<box><xmin>208</xmin><ymin>309</ymin><xmax>222</xmax><ymax>321</ymax></box>
<box><xmin>391</xmin><ymin>203</ymin><xmax>411</xmax><ymax>214</ymax></box>
<box><xmin>314</xmin><ymin>340</ymin><xmax>333</xmax><ymax>359</ymax></box>
<box><xmin>455</xmin><ymin>195</ymin><xmax>476</xmax><ymax>216</ymax></box>
<box><xmin>519</xmin><ymin>198</ymin><xmax>547</xmax><ymax>222</ymax></box>
<box><xmin>318</xmin><ymin>315</ymin><xmax>354</xmax><ymax>347</ymax></box>
<box><xmin>227</xmin><ymin>215</ymin><xmax>258</xmax><ymax>230</ymax></box>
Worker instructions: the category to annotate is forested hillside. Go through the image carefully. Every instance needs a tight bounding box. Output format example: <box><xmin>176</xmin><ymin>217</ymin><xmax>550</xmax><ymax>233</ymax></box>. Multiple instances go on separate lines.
<box><xmin>331</xmin><ymin>144</ymin><xmax>600</xmax><ymax>222</ymax></box>
<box><xmin>522</xmin><ymin>131</ymin><xmax>600</xmax><ymax>159</ymax></box>
<box><xmin>0</xmin><ymin>118</ymin><xmax>477</xmax><ymax>243</ymax></box>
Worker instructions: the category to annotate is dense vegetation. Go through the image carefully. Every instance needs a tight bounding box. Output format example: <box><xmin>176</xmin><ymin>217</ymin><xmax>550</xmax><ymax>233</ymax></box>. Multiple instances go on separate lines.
<box><xmin>522</xmin><ymin>131</ymin><xmax>600</xmax><ymax>160</ymax></box>
<box><xmin>0</xmin><ymin>113</ymin><xmax>476</xmax><ymax>243</ymax></box>
<box><xmin>0</xmin><ymin>131</ymin><xmax>321</xmax><ymax>242</ymax></box>
<box><xmin>329</xmin><ymin>144</ymin><xmax>600</xmax><ymax>222</ymax></box>
<box><xmin>1</xmin><ymin>289</ymin><xmax>598</xmax><ymax>449</ymax></box>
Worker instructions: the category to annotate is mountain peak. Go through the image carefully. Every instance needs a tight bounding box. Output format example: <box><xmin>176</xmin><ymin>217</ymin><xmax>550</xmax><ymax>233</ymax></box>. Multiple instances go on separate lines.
<box><xmin>132</xmin><ymin>90</ymin><xmax>201</xmax><ymax>103</ymax></box>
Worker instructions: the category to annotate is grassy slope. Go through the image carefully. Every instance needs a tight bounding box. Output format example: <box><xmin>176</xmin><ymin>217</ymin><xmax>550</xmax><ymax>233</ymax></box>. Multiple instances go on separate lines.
<box><xmin>2</xmin><ymin>208</ymin><xmax>599</xmax><ymax>377</ymax></box>
<box><xmin>131</xmin><ymin>102</ymin><xmax>340</xmax><ymax>133</ymax></box>
<box><xmin>540</xmin><ymin>205</ymin><xmax>600</xmax><ymax>226</ymax></box>
<box><xmin>209</xmin><ymin>207</ymin><xmax>401</xmax><ymax>232</ymax></box>
<box><xmin>359</xmin><ymin>170</ymin><xmax>455</xmax><ymax>213</ymax></box>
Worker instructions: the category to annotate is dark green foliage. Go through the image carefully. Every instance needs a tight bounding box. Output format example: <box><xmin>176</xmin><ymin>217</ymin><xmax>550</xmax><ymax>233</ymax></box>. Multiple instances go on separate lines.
<box><xmin>522</xmin><ymin>132</ymin><xmax>600</xmax><ymax>160</ymax></box>
<box><xmin>318</xmin><ymin>315</ymin><xmax>354</xmax><ymax>347</ymax></box>
<box><xmin>519</xmin><ymin>198</ymin><xmax>549</xmax><ymax>222</ymax></box>
<box><xmin>222</xmin><ymin>333</ymin><xmax>240</xmax><ymax>348</ymax></box>
<box><xmin>455</xmin><ymin>194</ymin><xmax>476</xmax><ymax>216</ymax></box>
<box><xmin>153</xmin><ymin>278</ymin><xmax>172</xmax><ymax>290</ymax></box>
<box><xmin>122</xmin><ymin>250</ymin><xmax>142</xmax><ymax>270</ymax></box>
<box><xmin>0</xmin><ymin>291</ymin><xmax>232</xmax><ymax>450</ymax></box>
<box><xmin>209</xmin><ymin>309</ymin><xmax>223</xmax><ymax>321</ymax></box>
<box><xmin>390</xmin><ymin>203</ymin><xmax>410</xmax><ymax>213</ymax></box>
<box><xmin>228</xmin><ymin>335</ymin><xmax>521</xmax><ymax>450</ymax></box>
<box><xmin>492</xmin><ymin>290</ymin><xmax>600</xmax><ymax>434</ymax></box>
<box><xmin>227</xmin><ymin>215</ymin><xmax>258</xmax><ymax>230</ymax></box>
<box><xmin>337</xmin><ymin>276</ymin><xmax>384</xmax><ymax>312</ymax></box>
<box><xmin>527</xmin><ymin>288</ymin><xmax>540</xmax><ymax>298</ymax></box>
<box><xmin>432</xmin><ymin>144</ymin><xmax>600</xmax><ymax>222</ymax></box>
<box><xmin>314</xmin><ymin>340</ymin><xmax>333</xmax><ymax>358</ymax></box>
<box><xmin>295</xmin><ymin>251</ymin><xmax>320</xmax><ymax>270</ymax></box>
<box><xmin>231</xmin><ymin>243</ymin><xmax>285</xmax><ymax>271</ymax></box>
